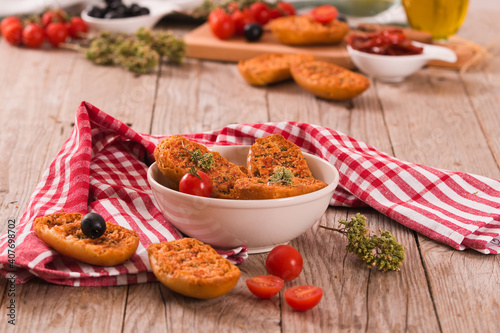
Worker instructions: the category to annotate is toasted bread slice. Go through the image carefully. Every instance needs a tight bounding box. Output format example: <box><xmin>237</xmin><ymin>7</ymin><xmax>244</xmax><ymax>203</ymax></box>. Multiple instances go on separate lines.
<box><xmin>154</xmin><ymin>135</ymin><xmax>248</xmax><ymax>199</ymax></box>
<box><xmin>270</xmin><ymin>16</ymin><xmax>349</xmax><ymax>45</ymax></box>
<box><xmin>235</xmin><ymin>176</ymin><xmax>327</xmax><ymax>199</ymax></box>
<box><xmin>33</xmin><ymin>212</ymin><xmax>139</xmax><ymax>266</ymax></box>
<box><xmin>237</xmin><ymin>53</ymin><xmax>314</xmax><ymax>86</ymax></box>
<box><xmin>246</xmin><ymin>134</ymin><xmax>313</xmax><ymax>179</ymax></box>
<box><xmin>147</xmin><ymin>238</ymin><xmax>241</xmax><ymax>299</ymax></box>
<box><xmin>291</xmin><ymin>61</ymin><xmax>370</xmax><ymax>100</ymax></box>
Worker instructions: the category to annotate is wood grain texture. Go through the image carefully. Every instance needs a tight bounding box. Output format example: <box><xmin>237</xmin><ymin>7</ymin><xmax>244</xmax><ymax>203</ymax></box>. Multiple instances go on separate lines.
<box><xmin>1</xmin><ymin>1</ymin><xmax>500</xmax><ymax>332</ymax></box>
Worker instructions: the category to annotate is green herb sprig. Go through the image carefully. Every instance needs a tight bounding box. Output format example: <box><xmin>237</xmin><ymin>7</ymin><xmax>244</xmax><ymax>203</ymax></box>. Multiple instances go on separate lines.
<box><xmin>320</xmin><ymin>213</ymin><xmax>405</xmax><ymax>271</ymax></box>
<box><xmin>84</xmin><ymin>28</ymin><xmax>185</xmax><ymax>74</ymax></box>
<box><xmin>269</xmin><ymin>167</ymin><xmax>293</xmax><ymax>186</ymax></box>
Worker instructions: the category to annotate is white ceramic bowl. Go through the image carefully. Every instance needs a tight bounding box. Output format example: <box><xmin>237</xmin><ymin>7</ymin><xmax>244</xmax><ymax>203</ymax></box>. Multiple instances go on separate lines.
<box><xmin>347</xmin><ymin>42</ymin><xmax>457</xmax><ymax>82</ymax></box>
<box><xmin>147</xmin><ymin>145</ymin><xmax>339</xmax><ymax>254</ymax></box>
<box><xmin>81</xmin><ymin>0</ymin><xmax>187</xmax><ymax>33</ymax></box>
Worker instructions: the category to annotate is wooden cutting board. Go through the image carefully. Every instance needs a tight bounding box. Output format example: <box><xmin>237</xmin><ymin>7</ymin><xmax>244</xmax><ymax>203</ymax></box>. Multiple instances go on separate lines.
<box><xmin>184</xmin><ymin>23</ymin><xmax>355</xmax><ymax>69</ymax></box>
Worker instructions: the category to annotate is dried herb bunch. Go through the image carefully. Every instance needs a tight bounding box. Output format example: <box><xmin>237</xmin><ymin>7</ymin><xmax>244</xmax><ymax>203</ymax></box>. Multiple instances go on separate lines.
<box><xmin>320</xmin><ymin>213</ymin><xmax>405</xmax><ymax>271</ymax></box>
<box><xmin>84</xmin><ymin>27</ymin><xmax>185</xmax><ymax>74</ymax></box>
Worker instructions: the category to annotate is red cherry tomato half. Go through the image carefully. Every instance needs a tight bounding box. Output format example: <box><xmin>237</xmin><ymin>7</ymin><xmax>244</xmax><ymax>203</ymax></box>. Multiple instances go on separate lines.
<box><xmin>22</xmin><ymin>23</ymin><xmax>45</xmax><ymax>48</ymax></box>
<box><xmin>284</xmin><ymin>285</ymin><xmax>323</xmax><ymax>311</ymax></box>
<box><xmin>209</xmin><ymin>8</ymin><xmax>235</xmax><ymax>40</ymax></box>
<box><xmin>246</xmin><ymin>275</ymin><xmax>284</xmax><ymax>299</ymax></box>
<box><xmin>179</xmin><ymin>169</ymin><xmax>213</xmax><ymax>197</ymax></box>
<box><xmin>231</xmin><ymin>8</ymin><xmax>255</xmax><ymax>35</ymax></box>
<box><xmin>311</xmin><ymin>5</ymin><xmax>339</xmax><ymax>24</ymax></box>
<box><xmin>265</xmin><ymin>244</ymin><xmax>303</xmax><ymax>281</ymax></box>
<box><xmin>1</xmin><ymin>20</ymin><xmax>22</xmax><ymax>46</ymax></box>
<box><xmin>277</xmin><ymin>2</ymin><xmax>296</xmax><ymax>16</ymax></box>
<box><xmin>45</xmin><ymin>22</ymin><xmax>69</xmax><ymax>47</ymax></box>
<box><xmin>250</xmin><ymin>2</ymin><xmax>271</xmax><ymax>25</ymax></box>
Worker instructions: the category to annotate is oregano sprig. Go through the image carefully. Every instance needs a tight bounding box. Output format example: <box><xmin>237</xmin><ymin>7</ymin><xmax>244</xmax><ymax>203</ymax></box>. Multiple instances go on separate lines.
<box><xmin>320</xmin><ymin>213</ymin><xmax>405</xmax><ymax>271</ymax></box>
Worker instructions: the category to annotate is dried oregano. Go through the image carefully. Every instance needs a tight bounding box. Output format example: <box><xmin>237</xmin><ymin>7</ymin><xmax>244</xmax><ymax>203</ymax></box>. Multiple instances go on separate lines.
<box><xmin>320</xmin><ymin>213</ymin><xmax>405</xmax><ymax>271</ymax></box>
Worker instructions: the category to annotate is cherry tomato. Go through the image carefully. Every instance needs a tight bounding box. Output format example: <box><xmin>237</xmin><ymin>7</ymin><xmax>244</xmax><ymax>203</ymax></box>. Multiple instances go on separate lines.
<box><xmin>231</xmin><ymin>8</ymin><xmax>255</xmax><ymax>36</ymax></box>
<box><xmin>277</xmin><ymin>2</ymin><xmax>296</xmax><ymax>16</ymax></box>
<box><xmin>1</xmin><ymin>16</ymin><xmax>21</xmax><ymax>34</ymax></box>
<box><xmin>284</xmin><ymin>285</ymin><xmax>323</xmax><ymax>311</ymax></box>
<box><xmin>67</xmin><ymin>17</ymin><xmax>88</xmax><ymax>39</ymax></box>
<box><xmin>269</xmin><ymin>8</ymin><xmax>283</xmax><ymax>19</ymax></box>
<box><xmin>311</xmin><ymin>5</ymin><xmax>339</xmax><ymax>24</ymax></box>
<box><xmin>209</xmin><ymin>8</ymin><xmax>235</xmax><ymax>40</ymax></box>
<box><xmin>1</xmin><ymin>20</ymin><xmax>22</xmax><ymax>46</ymax></box>
<box><xmin>41</xmin><ymin>9</ymin><xmax>66</xmax><ymax>27</ymax></box>
<box><xmin>22</xmin><ymin>23</ymin><xmax>45</xmax><ymax>48</ymax></box>
<box><xmin>250</xmin><ymin>2</ymin><xmax>271</xmax><ymax>25</ymax></box>
<box><xmin>265</xmin><ymin>244</ymin><xmax>303</xmax><ymax>281</ymax></box>
<box><xmin>246</xmin><ymin>275</ymin><xmax>284</xmax><ymax>299</ymax></box>
<box><xmin>226</xmin><ymin>1</ymin><xmax>240</xmax><ymax>14</ymax></box>
<box><xmin>45</xmin><ymin>22</ymin><xmax>68</xmax><ymax>47</ymax></box>
<box><xmin>179</xmin><ymin>169</ymin><xmax>213</xmax><ymax>197</ymax></box>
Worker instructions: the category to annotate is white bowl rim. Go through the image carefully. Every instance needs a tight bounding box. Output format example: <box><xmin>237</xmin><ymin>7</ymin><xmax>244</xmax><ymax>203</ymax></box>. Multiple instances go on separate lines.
<box><xmin>346</xmin><ymin>42</ymin><xmax>456</xmax><ymax>63</ymax></box>
<box><xmin>147</xmin><ymin>148</ymin><xmax>339</xmax><ymax>209</ymax></box>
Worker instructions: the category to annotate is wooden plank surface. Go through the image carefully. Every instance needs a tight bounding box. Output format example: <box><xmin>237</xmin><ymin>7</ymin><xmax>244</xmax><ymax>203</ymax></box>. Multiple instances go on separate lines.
<box><xmin>1</xmin><ymin>1</ymin><xmax>500</xmax><ymax>332</ymax></box>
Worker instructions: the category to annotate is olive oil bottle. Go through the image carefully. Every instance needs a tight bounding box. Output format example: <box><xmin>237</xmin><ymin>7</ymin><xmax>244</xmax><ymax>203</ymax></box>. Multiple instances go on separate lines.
<box><xmin>402</xmin><ymin>0</ymin><xmax>469</xmax><ymax>40</ymax></box>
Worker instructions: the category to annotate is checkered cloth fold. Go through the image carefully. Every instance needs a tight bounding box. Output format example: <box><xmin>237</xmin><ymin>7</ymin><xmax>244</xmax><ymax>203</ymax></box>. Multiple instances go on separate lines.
<box><xmin>1</xmin><ymin>101</ymin><xmax>499</xmax><ymax>286</ymax></box>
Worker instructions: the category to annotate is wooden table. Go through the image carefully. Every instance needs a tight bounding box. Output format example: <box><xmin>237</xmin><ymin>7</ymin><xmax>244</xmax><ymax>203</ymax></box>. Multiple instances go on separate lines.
<box><xmin>1</xmin><ymin>1</ymin><xmax>499</xmax><ymax>332</ymax></box>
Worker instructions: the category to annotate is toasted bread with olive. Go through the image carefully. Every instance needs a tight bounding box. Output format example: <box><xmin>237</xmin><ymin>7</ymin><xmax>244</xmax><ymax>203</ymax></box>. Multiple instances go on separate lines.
<box><xmin>33</xmin><ymin>212</ymin><xmax>139</xmax><ymax>266</ymax></box>
<box><xmin>291</xmin><ymin>61</ymin><xmax>370</xmax><ymax>100</ymax></box>
<box><xmin>269</xmin><ymin>16</ymin><xmax>349</xmax><ymax>45</ymax></box>
<box><xmin>237</xmin><ymin>53</ymin><xmax>315</xmax><ymax>86</ymax></box>
<box><xmin>147</xmin><ymin>238</ymin><xmax>241</xmax><ymax>299</ymax></box>
<box><xmin>154</xmin><ymin>135</ymin><xmax>248</xmax><ymax>199</ymax></box>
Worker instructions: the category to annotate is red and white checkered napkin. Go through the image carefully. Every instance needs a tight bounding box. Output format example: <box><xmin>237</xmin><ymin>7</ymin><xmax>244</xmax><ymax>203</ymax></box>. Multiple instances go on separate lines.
<box><xmin>2</xmin><ymin>101</ymin><xmax>500</xmax><ymax>286</ymax></box>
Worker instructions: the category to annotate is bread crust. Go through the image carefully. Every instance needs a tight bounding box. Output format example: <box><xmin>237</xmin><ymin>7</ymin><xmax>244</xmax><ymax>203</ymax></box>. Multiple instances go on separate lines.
<box><xmin>270</xmin><ymin>16</ymin><xmax>349</xmax><ymax>45</ymax></box>
<box><xmin>237</xmin><ymin>53</ymin><xmax>314</xmax><ymax>86</ymax></box>
<box><xmin>33</xmin><ymin>212</ymin><xmax>140</xmax><ymax>266</ymax></box>
<box><xmin>154</xmin><ymin>135</ymin><xmax>248</xmax><ymax>199</ymax></box>
<box><xmin>235</xmin><ymin>176</ymin><xmax>327</xmax><ymax>199</ymax></box>
<box><xmin>147</xmin><ymin>238</ymin><xmax>241</xmax><ymax>299</ymax></box>
<box><xmin>291</xmin><ymin>61</ymin><xmax>370</xmax><ymax>100</ymax></box>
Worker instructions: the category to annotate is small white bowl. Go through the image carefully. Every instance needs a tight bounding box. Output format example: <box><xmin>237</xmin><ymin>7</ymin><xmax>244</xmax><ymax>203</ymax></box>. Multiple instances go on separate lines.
<box><xmin>147</xmin><ymin>145</ymin><xmax>339</xmax><ymax>254</ymax></box>
<box><xmin>81</xmin><ymin>1</ymin><xmax>182</xmax><ymax>34</ymax></box>
<box><xmin>347</xmin><ymin>42</ymin><xmax>457</xmax><ymax>82</ymax></box>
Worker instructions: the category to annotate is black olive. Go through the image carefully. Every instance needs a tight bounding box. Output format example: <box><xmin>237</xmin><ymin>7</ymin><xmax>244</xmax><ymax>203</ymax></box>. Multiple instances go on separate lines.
<box><xmin>81</xmin><ymin>213</ymin><xmax>106</xmax><ymax>239</ymax></box>
<box><xmin>243</xmin><ymin>23</ymin><xmax>263</xmax><ymax>42</ymax></box>
<box><xmin>128</xmin><ymin>3</ymin><xmax>142</xmax><ymax>16</ymax></box>
<box><xmin>138</xmin><ymin>7</ymin><xmax>150</xmax><ymax>16</ymax></box>
<box><xmin>337</xmin><ymin>15</ymin><xmax>348</xmax><ymax>23</ymax></box>
<box><xmin>87</xmin><ymin>6</ymin><xmax>105</xmax><ymax>18</ymax></box>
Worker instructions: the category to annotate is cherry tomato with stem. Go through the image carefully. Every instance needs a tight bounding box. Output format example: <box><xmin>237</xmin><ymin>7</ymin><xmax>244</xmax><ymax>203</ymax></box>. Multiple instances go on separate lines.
<box><xmin>265</xmin><ymin>244</ymin><xmax>303</xmax><ymax>281</ymax></box>
<box><xmin>209</xmin><ymin>8</ymin><xmax>235</xmax><ymax>40</ymax></box>
<box><xmin>250</xmin><ymin>2</ymin><xmax>271</xmax><ymax>25</ymax></box>
<box><xmin>22</xmin><ymin>23</ymin><xmax>45</xmax><ymax>48</ymax></box>
<box><xmin>246</xmin><ymin>275</ymin><xmax>284</xmax><ymax>299</ymax></box>
<box><xmin>1</xmin><ymin>16</ymin><xmax>21</xmax><ymax>34</ymax></box>
<box><xmin>179</xmin><ymin>168</ymin><xmax>213</xmax><ymax>197</ymax></box>
<box><xmin>231</xmin><ymin>8</ymin><xmax>255</xmax><ymax>35</ymax></box>
<box><xmin>41</xmin><ymin>9</ymin><xmax>67</xmax><ymax>27</ymax></box>
<box><xmin>284</xmin><ymin>285</ymin><xmax>323</xmax><ymax>311</ymax></box>
<box><xmin>277</xmin><ymin>2</ymin><xmax>296</xmax><ymax>16</ymax></box>
<box><xmin>269</xmin><ymin>8</ymin><xmax>283</xmax><ymax>19</ymax></box>
<box><xmin>45</xmin><ymin>22</ymin><xmax>68</xmax><ymax>47</ymax></box>
<box><xmin>67</xmin><ymin>17</ymin><xmax>88</xmax><ymax>39</ymax></box>
<box><xmin>311</xmin><ymin>4</ymin><xmax>339</xmax><ymax>24</ymax></box>
<box><xmin>1</xmin><ymin>20</ymin><xmax>22</xmax><ymax>46</ymax></box>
